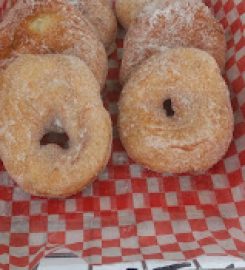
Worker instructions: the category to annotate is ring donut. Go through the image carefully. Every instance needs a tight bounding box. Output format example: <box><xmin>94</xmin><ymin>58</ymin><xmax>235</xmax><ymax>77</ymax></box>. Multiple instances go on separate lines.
<box><xmin>0</xmin><ymin>54</ymin><xmax>112</xmax><ymax>197</ymax></box>
<box><xmin>120</xmin><ymin>0</ymin><xmax>226</xmax><ymax>84</ymax></box>
<box><xmin>0</xmin><ymin>0</ymin><xmax>108</xmax><ymax>88</ymax></box>
<box><xmin>78</xmin><ymin>0</ymin><xmax>117</xmax><ymax>54</ymax></box>
<box><xmin>0</xmin><ymin>0</ymin><xmax>32</xmax><ymax>67</ymax></box>
<box><xmin>115</xmin><ymin>0</ymin><xmax>152</xmax><ymax>29</ymax></box>
<box><xmin>119</xmin><ymin>48</ymin><xmax>233</xmax><ymax>173</ymax></box>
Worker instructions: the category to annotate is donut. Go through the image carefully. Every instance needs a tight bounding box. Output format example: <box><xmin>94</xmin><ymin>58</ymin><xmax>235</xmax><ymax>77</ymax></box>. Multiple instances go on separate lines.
<box><xmin>0</xmin><ymin>0</ymin><xmax>31</xmax><ymax>68</ymax></box>
<box><xmin>120</xmin><ymin>0</ymin><xmax>226</xmax><ymax>84</ymax></box>
<box><xmin>118</xmin><ymin>48</ymin><xmax>234</xmax><ymax>173</ymax></box>
<box><xmin>0</xmin><ymin>54</ymin><xmax>112</xmax><ymax>197</ymax></box>
<box><xmin>115</xmin><ymin>0</ymin><xmax>152</xmax><ymax>29</ymax></box>
<box><xmin>100</xmin><ymin>0</ymin><xmax>113</xmax><ymax>8</ymax></box>
<box><xmin>77</xmin><ymin>0</ymin><xmax>117</xmax><ymax>54</ymax></box>
<box><xmin>0</xmin><ymin>0</ymin><xmax>108</xmax><ymax>88</ymax></box>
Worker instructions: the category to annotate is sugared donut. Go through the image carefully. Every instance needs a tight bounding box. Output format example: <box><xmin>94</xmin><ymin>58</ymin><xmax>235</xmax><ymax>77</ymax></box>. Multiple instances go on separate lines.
<box><xmin>0</xmin><ymin>0</ymin><xmax>31</xmax><ymax>68</ymax></box>
<box><xmin>119</xmin><ymin>48</ymin><xmax>233</xmax><ymax>173</ymax></box>
<box><xmin>77</xmin><ymin>0</ymin><xmax>117</xmax><ymax>54</ymax></box>
<box><xmin>120</xmin><ymin>0</ymin><xmax>226</xmax><ymax>84</ymax></box>
<box><xmin>100</xmin><ymin>0</ymin><xmax>113</xmax><ymax>7</ymax></box>
<box><xmin>0</xmin><ymin>54</ymin><xmax>112</xmax><ymax>197</ymax></box>
<box><xmin>0</xmin><ymin>0</ymin><xmax>108</xmax><ymax>88</ymax></box>
<box><xmin>115</xmin><ymin>0</ymin><xmax>152</xmax><ymax>29</ymax></box>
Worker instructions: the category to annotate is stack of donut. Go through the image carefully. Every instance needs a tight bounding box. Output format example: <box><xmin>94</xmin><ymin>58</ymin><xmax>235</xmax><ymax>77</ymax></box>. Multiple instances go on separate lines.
<box><xmin>0</xmin><ymin>0</ymin><xmax>117</xmax><ymax>197</ymax></box>
<box><xmin>0</xmin><ymin>0</ymin><xmax>235</xmax><ymax>198</ymax></box>
<box><xmin>0</xmin><ymin>0</ymin><xmax>118</xmax><ymax>87</ymax></box>
<box><xmin>116</xmin><ymin>0</ymin><xmax>234</xmax><ymax>173</ymax></box>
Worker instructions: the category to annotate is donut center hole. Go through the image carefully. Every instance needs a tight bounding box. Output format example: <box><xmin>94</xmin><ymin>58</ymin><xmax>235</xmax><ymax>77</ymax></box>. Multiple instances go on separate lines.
<box><xmin>40</xmin><ymin>131</ymin><xmax>70</xmax><ymax>150</ymax></box>
<box><xmin>163</xmin><ymin>98</ymin><xmax>175</xmax><ymax>117</ymax></box>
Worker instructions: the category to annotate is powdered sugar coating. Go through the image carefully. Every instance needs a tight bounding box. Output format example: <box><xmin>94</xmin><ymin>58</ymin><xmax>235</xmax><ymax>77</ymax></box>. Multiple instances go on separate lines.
<box><xmin>120</xmin><ymin>0</ymin><xmax>226</xmax><ymax>84</ymax></box>
<box><xmin>115</xmin><ymin>0</ymin><xmax>153</xmax><ymax>29</ymax></box>
<box><xmin>77</xmin><ymin>0</ymin><xmax>117</xmax><ymax>54</ymax></box>
<box><xmin>119</xmin><ymin>48</ymin><xmax>234</xmax><ymax>173</ymax></box>
<box><xmin>0</xmin><ymin>54</ymin><xmax>112</xmax><ymax>197</ymax></box>
<box><xmin>0</xmin><ymin>0</ymin><xmax>108</xmax><ymax>88</ymax></box>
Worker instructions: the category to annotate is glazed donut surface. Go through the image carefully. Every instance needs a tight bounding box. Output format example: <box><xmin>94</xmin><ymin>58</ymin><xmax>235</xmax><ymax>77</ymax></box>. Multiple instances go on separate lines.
<box><xmin>119</xmin><ymin>48</ymin><xmax>233</xmax><ymax>173</ymax></box>
<box><xmin>0</xmin><ymin>54</ymin><xmax>112</xmax><ymax>197</ymax></box>
<box><xmin>120</xmin><ymin>0</ymin><xmax>226</xmax><ymax>84</ymax></box>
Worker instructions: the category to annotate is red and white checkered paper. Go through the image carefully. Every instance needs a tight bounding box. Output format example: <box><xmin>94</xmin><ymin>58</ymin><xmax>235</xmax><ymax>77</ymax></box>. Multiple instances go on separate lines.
<box><xmin>0</xmin><ymin>0</ymin><xmax>244</xmax><ymax>269</ymax></box>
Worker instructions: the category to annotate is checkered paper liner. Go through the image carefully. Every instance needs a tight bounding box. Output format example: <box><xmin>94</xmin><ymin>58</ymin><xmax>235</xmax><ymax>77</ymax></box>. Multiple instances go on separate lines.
<box><xmin>0</xmin><ymin>0</ymin><xmax>244</xmax><ymax>269</ymax></box>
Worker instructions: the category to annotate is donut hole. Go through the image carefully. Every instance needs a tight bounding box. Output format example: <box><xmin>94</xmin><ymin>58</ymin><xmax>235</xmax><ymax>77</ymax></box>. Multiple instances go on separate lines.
<box><xmin>40</xmin><ymin>131</ymin><xmax>70</xmax><ymax>150</ymax></box>
<box><xmin>163</xmin><ymin>98</ymin><xmax>175</xmax><ymax>117</ymax></box>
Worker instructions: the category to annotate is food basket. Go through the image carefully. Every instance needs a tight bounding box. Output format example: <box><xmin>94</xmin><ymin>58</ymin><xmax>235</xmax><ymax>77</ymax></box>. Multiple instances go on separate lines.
<box><xmin>0</xmin><ymin>0</ymin><xmax>244</xmax><ymax>269</ymax></box>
